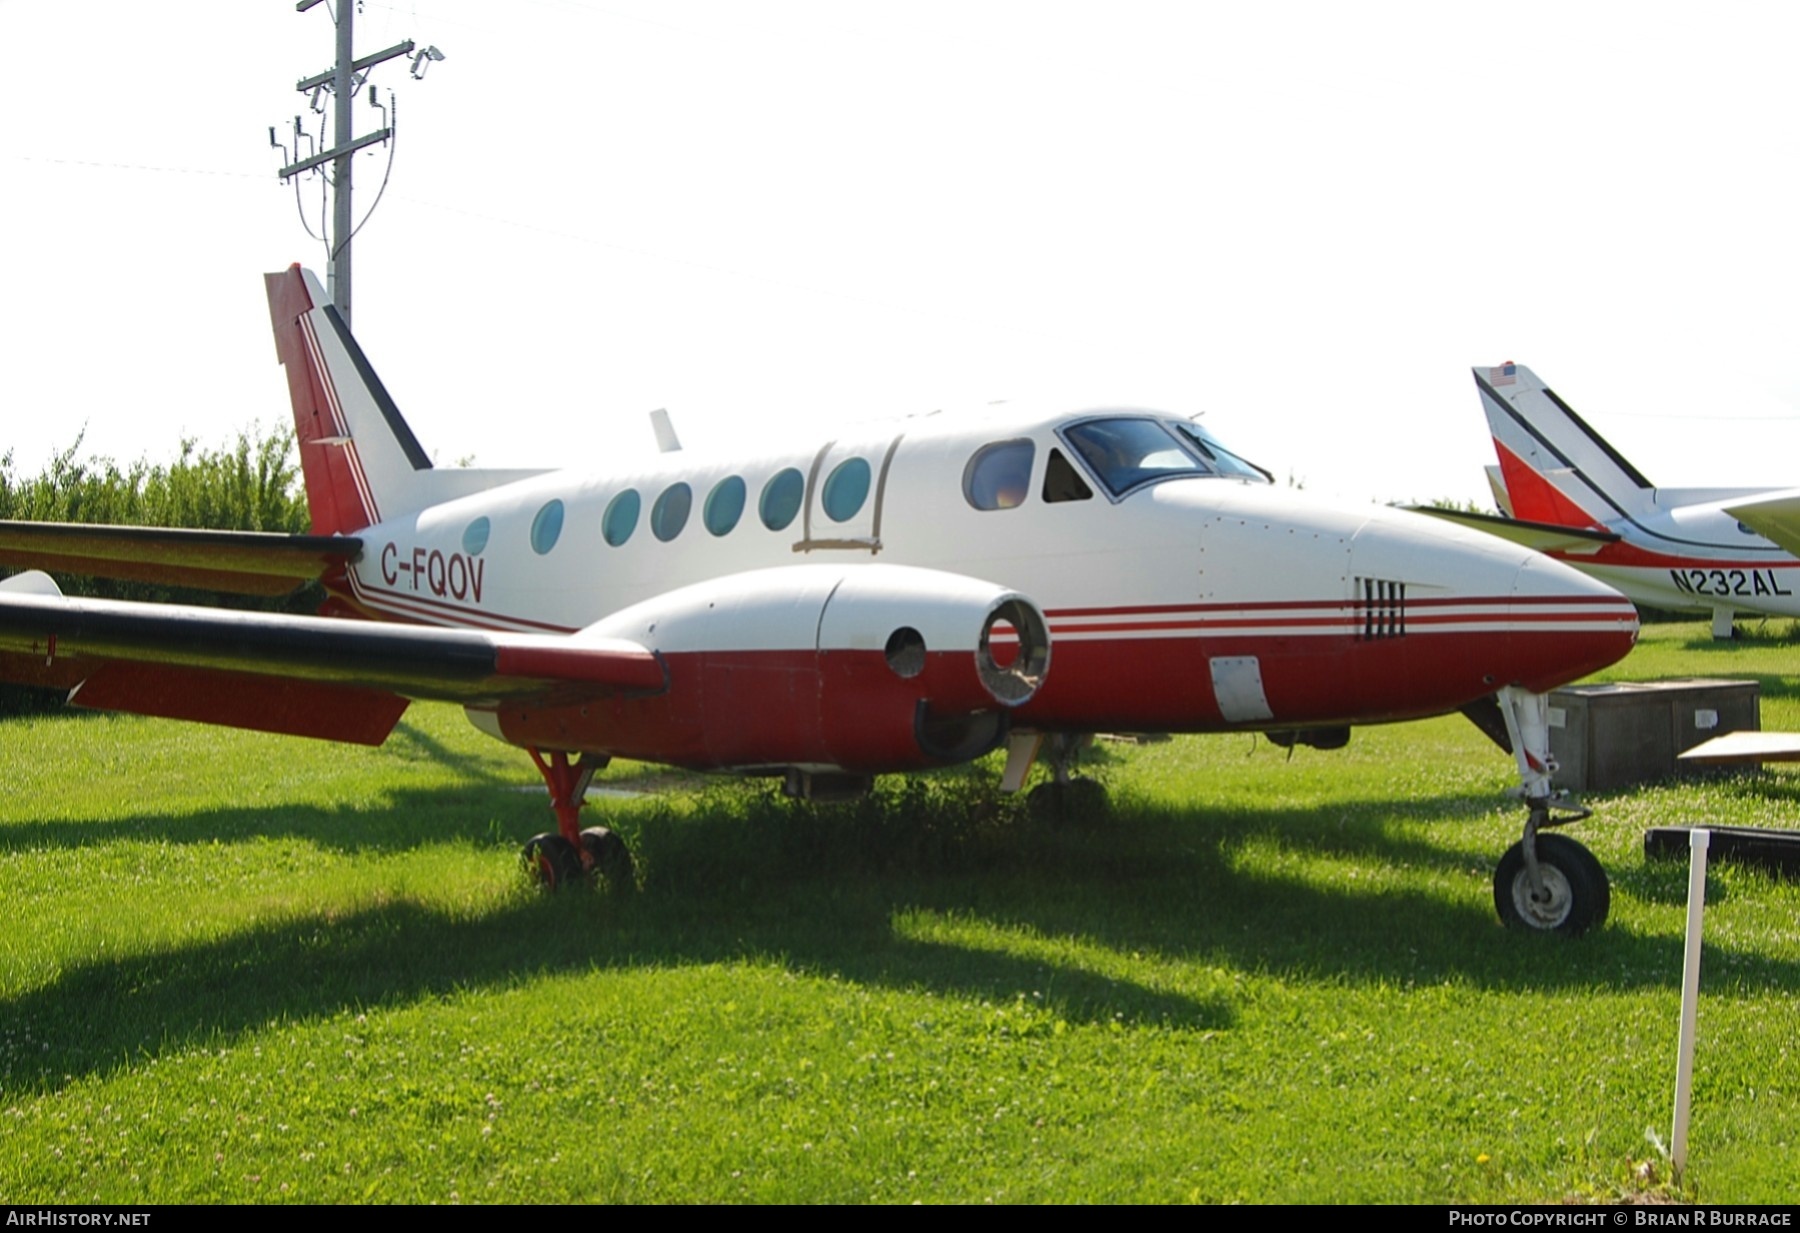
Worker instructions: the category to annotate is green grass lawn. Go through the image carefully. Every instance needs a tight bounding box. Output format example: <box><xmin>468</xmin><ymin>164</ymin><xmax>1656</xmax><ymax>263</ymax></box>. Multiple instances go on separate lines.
<box><xmin>1</xmin><ymin>621</ymin><xmax>1796</xmax><ymax>1203</ymax></box>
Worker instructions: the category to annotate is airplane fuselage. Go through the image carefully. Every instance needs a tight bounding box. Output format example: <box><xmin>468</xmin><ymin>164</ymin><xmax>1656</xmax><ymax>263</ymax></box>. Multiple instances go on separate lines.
<box><xmin>1542</xmin><ymin>499</ymin><xmax>1800</xmax><ymax>619</ymax></box>
<box><xmin>334</xmin><ymin>406</ymin><xmax>1638</xmax><ymax>765</ymax></box>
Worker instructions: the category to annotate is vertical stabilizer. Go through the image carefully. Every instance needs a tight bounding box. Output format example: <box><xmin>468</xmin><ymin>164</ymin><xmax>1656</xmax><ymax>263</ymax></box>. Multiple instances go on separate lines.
<box><xmin>1473</xmin><ymin>363</ymin><xmax>1655</xmax><ymax>532</ymax></box>
<box><xmin>266</xmin><ymin>265</ymin><xmax>433</xmax><ymax>535</ymax></box>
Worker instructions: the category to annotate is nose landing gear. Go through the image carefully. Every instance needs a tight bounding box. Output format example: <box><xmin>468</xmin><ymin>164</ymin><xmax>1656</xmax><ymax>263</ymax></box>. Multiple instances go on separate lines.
<box><xmin>1495</xmin><ymin>804</ymin><xmax>1610</xmax><ymax>934</ymax></box>
<box><xmin>1490</xmin><ymin>686</ymin><xmax>1609</xmax><ymax>936</ymax></box>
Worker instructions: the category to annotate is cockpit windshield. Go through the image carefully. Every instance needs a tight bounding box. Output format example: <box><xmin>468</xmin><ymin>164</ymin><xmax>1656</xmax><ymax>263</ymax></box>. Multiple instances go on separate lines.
<box><xmin>1060</xmin><ymin>416</ymin><xmax>1271</xmax><ymax>498</ymax></box>
<box><xmin>1169</xmin><ymin>421</ymin><xmax>1270</xmax><ymax>482</ymax></box>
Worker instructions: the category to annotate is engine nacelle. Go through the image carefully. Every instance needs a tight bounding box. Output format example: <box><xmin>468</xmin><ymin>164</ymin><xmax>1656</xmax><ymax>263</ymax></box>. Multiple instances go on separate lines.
<box><xmin>469</xmin><ymin>564</ymin><xmax>1049</xmax><ymax>774</ymax></box>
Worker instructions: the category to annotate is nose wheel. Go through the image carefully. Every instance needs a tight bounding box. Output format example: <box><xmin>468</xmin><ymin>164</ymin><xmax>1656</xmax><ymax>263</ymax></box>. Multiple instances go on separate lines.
<box><xmin>1495</xmin><ymin>822</ymin><xmax>1609</xmax><ymax>935</ymax></box>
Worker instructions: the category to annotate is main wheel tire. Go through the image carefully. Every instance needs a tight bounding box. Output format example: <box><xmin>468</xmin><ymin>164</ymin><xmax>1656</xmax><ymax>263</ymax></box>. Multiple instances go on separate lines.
<box><xmin>522</xmin><ymin>832</ymin><xmax>583</xmax><ymax>891</ymax></box>
<box><xmin>579</xmin><ymin>826</ymin><xmax>635</xmax><ymax>890</ymax></box>
<box><xmin>1494</xmin><ymin>834</ymin><xmax>1610</xmax><ymax>935</ymax></box>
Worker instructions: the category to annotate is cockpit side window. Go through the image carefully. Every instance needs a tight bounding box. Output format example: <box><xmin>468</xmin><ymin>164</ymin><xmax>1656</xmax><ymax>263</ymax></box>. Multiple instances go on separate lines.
<box><xmin>963</xmin><ymin>439</ymin><xmax>1035</xmax><ymax>510</ymax></box>
<box><xmin>1042</xmin><ymin>448</ymin><xmax>1093</xmax><ymax>503</ymax></box>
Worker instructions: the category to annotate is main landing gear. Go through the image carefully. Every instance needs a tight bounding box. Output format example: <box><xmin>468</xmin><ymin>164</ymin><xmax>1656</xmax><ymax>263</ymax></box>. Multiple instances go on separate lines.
<box><xmin>520</xmin><ymin>748</ymin><xmax>635</xmax><ymax>892</ymax></box>
<box><xmin>1489</xmin><ymin>687</ymin><xmax>1609</xmax><ymax>935</ymax></box>
<box><xmin>1004</xmin><ymin>732</ymin><xmax>1110</xmax><ymax>823</ymax></box>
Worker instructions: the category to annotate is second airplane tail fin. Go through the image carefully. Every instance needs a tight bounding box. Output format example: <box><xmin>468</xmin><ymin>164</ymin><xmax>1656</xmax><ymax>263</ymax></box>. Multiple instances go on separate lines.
<box><xmin>266</xmin><ymin>265</ymin><xmax>434</xmax><ymax>536</ymax></box>
<box><xmin>1473</xmin><ymin>362</ymin><xmax>1655</xmax><ymax>531</ymax></box>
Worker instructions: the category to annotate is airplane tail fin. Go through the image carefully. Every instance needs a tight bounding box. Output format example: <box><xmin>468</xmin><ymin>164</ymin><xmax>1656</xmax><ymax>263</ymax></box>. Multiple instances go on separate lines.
<box><xmin>266</xmin><ymin>265</ymin><xmax>434</xmax><ymax>535</ymax></box>
<box><xmin>1473</xmin><ymin>362</ymin><xmax>1655</xmax><ymax>531</ymax></box>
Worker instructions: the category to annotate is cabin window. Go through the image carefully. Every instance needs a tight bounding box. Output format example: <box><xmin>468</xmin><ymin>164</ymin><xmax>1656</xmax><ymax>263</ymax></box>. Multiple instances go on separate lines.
<box><xmin>652</xmin><ymin>482</ymin><xmax>693</xmax><ymax>542</ymax></box>
<box><xmin>963</xmin><ymin>439</ymin><xmax>1035</xmax><ymax>511</ymax></box>
<box><xmin>821</xmin><ymin>457</ymin><xmax>872</xmax><ymax>523</ymax></box>
<box><xmin>530</xmin><ymin>499</ymin><xmax>565</xmax><ymax>555</ymax></box>
<box><xmin>1042</xmin><ymin>448</ymin><xmax>1093</xmax><ymax>503</ymax></box>
<box><xmin>462</xmin><ymin>516</ymin><xmax>491</xmax><ymax>555</ymax></box>
<box><xmin>760</xmin><ymin>468</ymin><xmax>804</xmax><ymax>531</ymax></box>
<box><xmin>704</xmin><ymin>476</ymin><xmax>747</xmax><ymax>537</ymax></box>
<box><xmin>602</xmin><ymin>489</ymin><xmax>641</xmax><ymax>547</ymax></box>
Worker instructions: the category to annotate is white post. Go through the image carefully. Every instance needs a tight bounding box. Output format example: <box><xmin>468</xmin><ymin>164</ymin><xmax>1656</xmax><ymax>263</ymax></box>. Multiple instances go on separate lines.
<box><xmin>1671</xmin><ymin>827</ymin><xmax>1710</xmax><ymax>1180</ymax></box>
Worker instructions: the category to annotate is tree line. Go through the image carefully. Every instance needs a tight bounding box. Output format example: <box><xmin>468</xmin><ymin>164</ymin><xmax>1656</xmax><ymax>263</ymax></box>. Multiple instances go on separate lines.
<box><xmin>1</xmin><ymin>426</ymin><xmax>306</xmax><ymax>535</ymax></box>
<box><xmin>1</xmin><ymin>424</ymin><xmax>314</xmax><ymax>713</ymax></box>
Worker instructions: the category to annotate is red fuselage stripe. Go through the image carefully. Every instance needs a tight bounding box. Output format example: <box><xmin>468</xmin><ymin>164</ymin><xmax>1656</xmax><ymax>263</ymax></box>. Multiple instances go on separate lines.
<box><xmin>1044</xmin><ymin>594</ymin><xmax>1629</xmax><ymax>618</ymax></box>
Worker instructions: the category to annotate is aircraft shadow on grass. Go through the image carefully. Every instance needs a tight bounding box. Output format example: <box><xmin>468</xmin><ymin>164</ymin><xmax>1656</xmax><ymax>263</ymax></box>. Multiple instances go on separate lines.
<box><xmin>5</xmin><ymin>775</ymin><xmax>1797</xmax><ymax>1096</ymax></box>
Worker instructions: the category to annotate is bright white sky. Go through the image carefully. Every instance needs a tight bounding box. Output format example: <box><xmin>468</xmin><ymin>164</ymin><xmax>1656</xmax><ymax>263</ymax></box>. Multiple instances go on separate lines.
<box><xmin>5</xmin><ymin>0</ymin><xmax>1800</xmax><ymax>507</ymax></box>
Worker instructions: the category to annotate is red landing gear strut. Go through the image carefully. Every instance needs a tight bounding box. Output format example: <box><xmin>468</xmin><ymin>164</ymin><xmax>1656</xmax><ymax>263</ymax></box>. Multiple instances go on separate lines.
<box><xmin>519</xmin><ymin>748</ymin><xmax>635</xmax><ymax>891</ymax></box>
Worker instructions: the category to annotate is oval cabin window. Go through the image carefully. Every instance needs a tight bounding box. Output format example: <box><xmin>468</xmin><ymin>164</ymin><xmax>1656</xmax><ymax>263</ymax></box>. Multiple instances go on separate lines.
<box><xmin>652</xmin><ymin>483</ymin><xmax>693</xmax><ymax>542</ymax></box>
<box><xmin>704</xmin><ymin>476</ymin><xmax>747</xmax><ymax>537</ymax></box>
<box><xmin>760</xmin><ymin>468</ymin><xmax>804</xmax><ymax>531</ymax></box>
<box><xmin>462</xmin><ymin>516</ymin><xmax>491</xmax><ymax>555</ymax></box>
<box><xmin>603</xmin><ymin>489</ymin><xmax>641</xmax><ymax>547</ymax></box>
<box><xmin>821</xmin><ymin>458</ymin><xmax>871</xmax><ymax>523</ymax></box>
<box><xmin>530</xmin><ymin>500</ymin><xmax>564</xmax><ymax>555</ymax></box>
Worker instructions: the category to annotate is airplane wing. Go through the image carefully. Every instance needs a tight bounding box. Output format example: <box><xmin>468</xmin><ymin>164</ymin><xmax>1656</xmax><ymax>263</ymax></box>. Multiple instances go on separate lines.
<box><xmin>0</xmin><ymin>521</ymin><xmax>359</xmax><ymax>596</ymax></box>
<box><xmin>1410</xmin><ymin>507</ymin><xmax>1620</xmax><ymax>556</ymax></box>
<box><xmin>0</xmin><ymin>572</ymin><xmax>664</xmax><ymax>746</ymax></box>
<box><xmin>1722</xmin><ymin>490</ymin><xmax>1800</xmax><ymax>560</ymax></box>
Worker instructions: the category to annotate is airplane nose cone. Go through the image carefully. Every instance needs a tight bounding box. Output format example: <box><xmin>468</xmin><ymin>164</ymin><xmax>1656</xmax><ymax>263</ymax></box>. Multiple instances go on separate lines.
<box><xmin>1344</xmin><ymin>506</ymin><xmax>1637</xmax><ymax>713</ymax></box>
<box><xmin>1502</xmin><ymin>549</ymin><xmax>1639</xmax><ymax>692</ymax></box>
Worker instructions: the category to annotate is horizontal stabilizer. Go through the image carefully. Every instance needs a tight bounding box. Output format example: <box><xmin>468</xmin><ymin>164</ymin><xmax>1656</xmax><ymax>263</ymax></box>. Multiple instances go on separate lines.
<box><xmin>0</xmin><ymin>590</ymin><xmax>666</xmax><ymax>743</ymax></box>
<box><xmin>0</xmin><ymin>521</ymin><xmax>361</xmax><ymax>596</ymax></box>
<box><xmin>1410</xmin><ymin>507</ymin><xmax>1621</xmax><ymax>555</ymax></box>
<box><xmin>1722</xmin><ymin>490</ymin><xmax>1800</xmax><ymax>560</ymax></box>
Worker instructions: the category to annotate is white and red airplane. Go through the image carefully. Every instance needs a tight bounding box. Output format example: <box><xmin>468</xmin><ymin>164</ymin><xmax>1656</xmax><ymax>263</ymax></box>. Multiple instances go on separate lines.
<box><xmin>1426</xmin><ymin>362</ymin><xmax>1800</xmax><ymax>639</ymax></box>
<box><xmin>0</xmin><ymin>270</ymin><xmax>1639</xmax><ymax>932</ymax></box>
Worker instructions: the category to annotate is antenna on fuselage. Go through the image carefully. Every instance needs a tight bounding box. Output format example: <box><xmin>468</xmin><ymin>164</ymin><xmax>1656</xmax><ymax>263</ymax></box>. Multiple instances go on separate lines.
<box><xmin>650</xmin><ymin>408</ymin><xmax>682</xmax><ymax>453</ymax></box>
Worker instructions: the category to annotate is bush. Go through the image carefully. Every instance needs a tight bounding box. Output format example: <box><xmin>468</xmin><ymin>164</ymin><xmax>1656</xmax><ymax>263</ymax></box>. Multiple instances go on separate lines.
<box><xmin>0</xmin><ymin>425</ymin><xmax>314</xmax><ymax>714</ymax></box>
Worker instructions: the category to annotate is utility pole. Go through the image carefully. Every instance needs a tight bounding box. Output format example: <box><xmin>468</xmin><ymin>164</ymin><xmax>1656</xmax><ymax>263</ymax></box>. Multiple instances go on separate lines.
<box><xmin>329</xmin><ymin>0</ymin><xmax>356</xmax><ymax>325</ymax></box>
<box><xmin>272</xmin><ymin>1</ymin><xmax>443</xmax><ymax>331</ymax></box>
